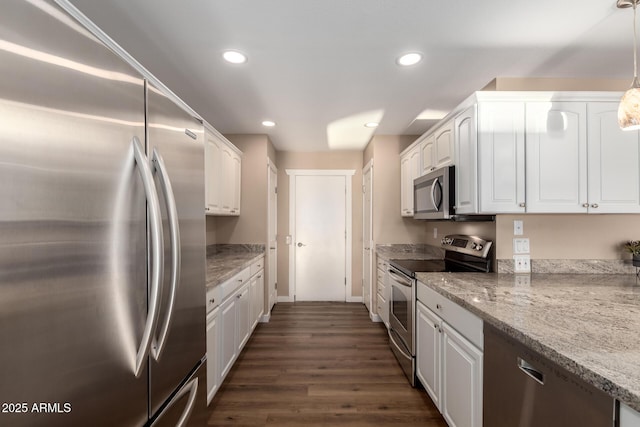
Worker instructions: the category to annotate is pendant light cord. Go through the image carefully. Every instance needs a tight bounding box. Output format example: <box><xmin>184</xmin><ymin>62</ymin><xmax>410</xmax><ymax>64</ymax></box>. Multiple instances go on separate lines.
<box><xmin>634</xmin><ymin>1</ymin><xmax>638</xmax><ymax>80</ymax></box>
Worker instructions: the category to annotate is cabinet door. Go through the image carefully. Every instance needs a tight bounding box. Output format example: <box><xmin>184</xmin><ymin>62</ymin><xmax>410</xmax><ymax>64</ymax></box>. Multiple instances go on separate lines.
<box><xmin>526</xmin><ymin>102</ymin><xmax>587</xmax><ymax>213</ymax></box>
<box><xmin>416</xmin><ymin>302</ymin><xmax>442</xmax><ymax>409</ymax></box>
<box><xmin>441</xmin><ymin>323</ymin><xmax>483</xmax><ymax>427</ymax></box>
<box><xmin>220</xmin><ymin>146</ymin><xmax>234</xmax><ymax>212</ymax></box>
<box><xmin>434</xmin><ymin>122</ymin><xmax>454</xmax><ymax>169</ymax></box>
<box><xmin>620</xmin><ymin>402</ymin><xmax>640</xmax><ymax>427</ymax></box>
<box><xmin>206</xmin><ymin>308</ymin><xmax>220</xmax><ymax>404</ymax></box>
<box><xmin>204</xmin><ymin>132</ymin><xmax>223</xmax><ymax>214</ymax></box>
<box><xmin>477</xmin><ymin>102</ymin><xmax>526</xmax><ymax>213</ymax></box>
<box><xmin>230</xmin><ymin>151</ymin><xmax>242</xmax><ymax>215</ymax></box>
<box><xmin>455</xmin><ymin>105</ymin><xmax>478</xmax><ymax>214</ymax></box>
<box><xmin>250</xmin><ymin>271</ymin><xmax>264</xmax><ymax>330</ymax></box>
<box><xmin>421</xmin><ymin>135</ymin><xmax>435</xmax><ymax>175</ymax></box>
<box><xmin>236</xmin><ymin>284</ymin><xmax>251</xmax><ymax>351</ymax></box>
<box><xmin>588</xmin><ymin>102</ymin><xmax>640</xmax><ymax>213</ymax></box>
<box><xmin>400</xmin><ymin>149</ymin><xmax>415</xmax><ymax>216</ymax></box>
<box><xmin>219</xmin><ymin>296</ymin><xmax>237</xmax><ymax>380</ymax></box>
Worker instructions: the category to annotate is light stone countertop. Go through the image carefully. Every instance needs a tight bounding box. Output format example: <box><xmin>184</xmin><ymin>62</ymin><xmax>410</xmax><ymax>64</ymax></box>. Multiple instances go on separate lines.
<box><xmin>415</xmin><ymin>272</ymin><xmax>640</xmax><ymax>411</ymax></box>
<box><xmin>206</xmin><ymin>244</ymin><xmax>265</xmax><ymax>289</ymax></box>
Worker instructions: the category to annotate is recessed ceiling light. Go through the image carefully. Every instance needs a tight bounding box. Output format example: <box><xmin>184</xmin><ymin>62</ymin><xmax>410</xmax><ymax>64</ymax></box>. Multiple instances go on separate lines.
<box><xmin>262</xmin><ymin>120</ymin><xmax>276</xmax><ymax>127</ymax></box>
<box><xmin>222</xmin><ymin>50</ymin><xmax>248</xmax><ymax>64</ymax></box>
<box><xmin>364</xmin><ymin>122</ymin><xmax>379</xmax><ymax>128</ymax></box>
<box><xmin>396</xmin><ymin>52</ymin><xmax>423</xmax><ymax>66</ymax></box>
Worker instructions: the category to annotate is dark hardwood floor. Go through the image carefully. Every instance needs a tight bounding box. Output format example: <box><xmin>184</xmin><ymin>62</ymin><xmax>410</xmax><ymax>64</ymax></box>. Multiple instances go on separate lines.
<box><xmin>206</xmin><ymin>302</ymin><xmax>447</xmax><ymax>426</ymax></box>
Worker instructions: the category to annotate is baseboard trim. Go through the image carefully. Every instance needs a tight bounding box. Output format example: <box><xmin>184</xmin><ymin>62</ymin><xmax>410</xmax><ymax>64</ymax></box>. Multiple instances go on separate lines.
<box><xmin>277</xmin><ymin>295</ymin><xmax>294</xmax><ymax>303</ymax></box>
<box><xmin>346</xmin><ymin>296</ymin><xmax>363</xmax><ymax>303</ymax></box>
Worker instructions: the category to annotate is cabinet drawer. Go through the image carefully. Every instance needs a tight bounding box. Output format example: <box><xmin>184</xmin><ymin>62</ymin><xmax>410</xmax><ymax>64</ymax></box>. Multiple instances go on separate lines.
<box><xmin>376</xmin><ymin>292</ymin><xmax>386</xmax><ymax>312</ymax></box>
<box><xmin>206</xmin><ymin>285</ymin><xmax>223</xmax><ymax>314</ymax></box>
<box><xmin>221</xmin><ymin>267</ymin><xmax>250</xmax><ymax>301</ymax></box>
<box><xmin>417</xmin><ymin>280</ymin><xmax>483</xmax><ymax>350</ymax></box>
<box><xmin>376</xmin><ymin>268</ymin><xmax>387</xmax><ymax>294</ymax></box>
<box><xmin>250</xmin><ymin>257</ymin><xmax>264</xmax><ymax>277</ymax></box>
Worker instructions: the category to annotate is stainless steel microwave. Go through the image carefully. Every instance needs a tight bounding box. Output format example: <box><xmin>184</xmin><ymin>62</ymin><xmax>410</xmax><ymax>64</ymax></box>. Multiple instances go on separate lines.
<box><xmin>413</xmin><ymin>165</ymin><xmax>455</xmax><ymax>220</ymax></box>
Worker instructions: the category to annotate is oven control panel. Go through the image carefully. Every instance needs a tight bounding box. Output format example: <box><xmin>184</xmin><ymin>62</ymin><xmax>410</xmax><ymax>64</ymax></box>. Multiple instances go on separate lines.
<box><xmin>441</xmin><ymin>234</ymin><xmax>492</xmax><ymax>258</ymax></box>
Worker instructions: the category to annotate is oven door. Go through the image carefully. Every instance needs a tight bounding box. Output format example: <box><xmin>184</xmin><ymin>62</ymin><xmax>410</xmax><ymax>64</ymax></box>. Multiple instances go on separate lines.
<box><xmin>388</xmin><ymin>266</ymin><xmax>415</xmax><ymax>386</ymax></box>
<box><xmin>388</xmin><ymin>267</ymin><xmax>414</xmax><ymax>353</ymax></box>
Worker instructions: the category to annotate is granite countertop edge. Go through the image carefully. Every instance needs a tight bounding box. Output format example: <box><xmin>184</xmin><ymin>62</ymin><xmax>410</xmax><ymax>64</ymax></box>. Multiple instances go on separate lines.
<box><xmin>415</xmin><ymin>272</ymin><xmax>640</xmax><ymax>412</ymax></box>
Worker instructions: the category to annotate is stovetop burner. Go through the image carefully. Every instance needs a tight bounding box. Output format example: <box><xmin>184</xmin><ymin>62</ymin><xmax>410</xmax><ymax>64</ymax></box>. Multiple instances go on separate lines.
<box><xmin>389</xmin><ymin>234</ymin><xmax>493</xmax><ymax>277</ymax></box>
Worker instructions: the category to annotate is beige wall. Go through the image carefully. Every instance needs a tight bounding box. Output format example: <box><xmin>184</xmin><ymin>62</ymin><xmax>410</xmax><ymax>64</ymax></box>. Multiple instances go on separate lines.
<box><xmin>276</xmin><ymin>151</ymin><xmax>363</xmax><ymax>299</ymax></box>
<box><xmin>206</xmin><ymin>134</ymin><xmax>276</xmax><ymax>245</ymax></box>
<box><xmin>495</xmin><ymin>214</ymin><xmax>640</xmax><ymax>260</ymax></box>
<box><xmin>365</xmin><ymin>135</ymin><xmax>426</xmax><ymax>244</ymax></box>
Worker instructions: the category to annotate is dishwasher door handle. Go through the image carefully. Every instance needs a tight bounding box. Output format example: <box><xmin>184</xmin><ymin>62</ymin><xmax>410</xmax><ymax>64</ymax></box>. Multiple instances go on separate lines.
<box><xmin>517</xmin><ymin>357</ymin><xmax>544</xmax><ymax>385</ymax></box>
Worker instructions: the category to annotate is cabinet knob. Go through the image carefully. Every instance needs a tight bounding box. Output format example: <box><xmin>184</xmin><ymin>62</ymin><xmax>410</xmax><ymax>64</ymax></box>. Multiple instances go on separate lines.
<box><xmin>209</xmin><ymin>298</ymin><xmax>215</xmax><ymax>304</ymax></box>
<box><xmin>436</xmin><ymin>304</ymin><xmax>442</xmax><ymax>310</ymax></box>
<box><xmin>237</xmin><ymin>294</ymin><xmax>241</xmax><ymax>299</ymax></box>
<box><xmin>519</xmin><ymin>203</ymin><xmax>526</xmax><ymax>208</ymax></box>
<box><xmin>591</xmin><ymin>203</ymin><xmax>599</xmax><ymax>208</ymax></box>
<box><xmin>582</xmin><ymin>203</ymin><xmax>589</xmax><ymax>208</ymax></box>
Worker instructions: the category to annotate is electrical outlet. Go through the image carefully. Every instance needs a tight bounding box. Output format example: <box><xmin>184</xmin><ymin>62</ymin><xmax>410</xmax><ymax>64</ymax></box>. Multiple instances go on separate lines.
<box><xmin>514</xmin><ymin>255</ymin><xmax>531</xmax><ymax>273</ymax></box>
<box><xmin>513</xmin><ymin>238</ymin><xmax>530</xmax><ymax>254</ymax></box>
<box><xmin>514</xmin><ymin>220</ymin><xmax>524</xmax><ymax>236</ymax></box>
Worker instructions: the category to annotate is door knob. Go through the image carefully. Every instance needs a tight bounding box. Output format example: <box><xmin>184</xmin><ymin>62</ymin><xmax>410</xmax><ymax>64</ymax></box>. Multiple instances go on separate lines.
<box><xmin>297</xmin><ymin>242</ymin><xmax>305</xmax><ymax>247</ymax></box>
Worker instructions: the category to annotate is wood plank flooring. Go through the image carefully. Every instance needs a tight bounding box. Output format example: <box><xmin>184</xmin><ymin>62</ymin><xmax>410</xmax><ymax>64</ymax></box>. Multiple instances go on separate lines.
<box><xmin>206</xmin><ymin>302</ymin><xmax>447</xmax><ymax>427</ymax></box>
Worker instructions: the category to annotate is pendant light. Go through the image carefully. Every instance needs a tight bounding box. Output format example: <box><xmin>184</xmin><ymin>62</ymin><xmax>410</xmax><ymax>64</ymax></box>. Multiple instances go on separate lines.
<box><xmin>618</xmin><ymin>0</ymin><xmax>640</xmax><ymax>130</ymax></box>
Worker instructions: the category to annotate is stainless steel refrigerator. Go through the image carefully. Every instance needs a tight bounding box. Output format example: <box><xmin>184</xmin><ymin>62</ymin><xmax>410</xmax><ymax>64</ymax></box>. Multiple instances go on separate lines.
<box><xmin>0</xmin><ymin>1</ymin><xmax>207</xmax><ymax>426</ymax></box>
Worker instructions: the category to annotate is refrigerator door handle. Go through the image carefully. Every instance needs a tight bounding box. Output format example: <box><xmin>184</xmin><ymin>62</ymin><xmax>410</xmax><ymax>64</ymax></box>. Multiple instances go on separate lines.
<box><xmin>150</xmin><ymin>147</ymin><xmax>181</xmax><ymax>361</ymax></box>
<box><xmin>152</xmin><ymin>377</ymin><xmax>199</xmax><ymax>427</ymax></box>
<box><xmin>132</xmin><ymin>136</ymin><xmax>165</xmax><ymax>377</ymax></box>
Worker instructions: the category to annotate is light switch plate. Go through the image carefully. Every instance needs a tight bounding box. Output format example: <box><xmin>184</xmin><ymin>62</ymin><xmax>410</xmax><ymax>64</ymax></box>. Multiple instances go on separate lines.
<box><xmin>514</xmin><ymin>220</ymin><xmax>524</xmax><ymax>236</ymax></box>
<box><xmin>513</xmin><ymin>238</ymin><xmax>530</xmax><ymax>254</ymax></box>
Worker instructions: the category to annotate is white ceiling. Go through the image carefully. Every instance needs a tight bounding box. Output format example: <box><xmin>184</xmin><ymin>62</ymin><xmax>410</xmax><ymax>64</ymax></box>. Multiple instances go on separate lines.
<box><xmin>68</xmin><ymin>0</ymin><xmax>632</xmax><ymax>151</ymax></box>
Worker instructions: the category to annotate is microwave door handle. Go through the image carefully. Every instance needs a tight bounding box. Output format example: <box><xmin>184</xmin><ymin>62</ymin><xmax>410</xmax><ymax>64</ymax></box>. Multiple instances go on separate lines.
<box><xmin>431</xmin><ymin>178</ymin><xmax>442</xmax><ymax>210</ymax></box>
<box><xmin>132</xmin><ymin>137</ymin><xmax>164</xmax><ymax>378</ymax></box>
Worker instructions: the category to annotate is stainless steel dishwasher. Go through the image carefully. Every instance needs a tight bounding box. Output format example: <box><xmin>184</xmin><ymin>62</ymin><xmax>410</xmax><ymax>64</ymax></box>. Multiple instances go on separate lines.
<box><xmin>483</xmin><ymin>324</ymin><xmax>614</xmax><ymax>427</ymax></box>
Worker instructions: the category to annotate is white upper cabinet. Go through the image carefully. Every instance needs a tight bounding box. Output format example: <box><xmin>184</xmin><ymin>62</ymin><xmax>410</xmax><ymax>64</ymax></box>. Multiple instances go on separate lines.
<box><xmin>477</xmin><ymin>102</ymin><xmax>526</xmax><ymax>213</ymax></box>
<box><xmin>525</xmin><ymin>101</ymin><xmax>588</xmax><ymax>213</ymax></box>
<box><xmin>205</xmin><ymin>126</ymin><xmax>242</xmax><ymax>216</ymax></box>
<box><xmin>454</xmin><ymin>105</ymin><xmax>478</xmax><ymax>215</ymax></box>
<box><xmin>421</xmin><ymin>120</ymin><xmax>454</xmax><ymax>175</ymax></box>
<box><xmin>400</xmin><ymin>144</ymin><xmax>421</xmax><ymax>216</ymax></box>
<box><xmin>587</xmin><ymin>102</ymin><xmax>640</xmax><ymax>213</ymax></box>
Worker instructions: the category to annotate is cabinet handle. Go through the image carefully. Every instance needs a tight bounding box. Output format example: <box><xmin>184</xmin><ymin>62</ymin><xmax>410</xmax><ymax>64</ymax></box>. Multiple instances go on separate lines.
<box><xmin>238</xmin><ymin>279</ymin><xmax>243</xmax><ymax>282</ymax></box>
<box><xmin>519</xmin><ymin>203</ymin><xmax>526</xmax><ymax>208</ymax></box>
<box><xmin>582</xmin><ymin>203</ymin><xmax>589</xmax><ymax>208</ymax></box>
<box><xmin>209</xmin><ymin>298</ymin><xmax>215</xmax><ymax>305</ymax></box>
<box><xmin>237</xmin><ymin>294</ymin><xmax>242</xmax><ymax>299</ymax></box>
<box><xmin>257</xmin><ymin>275</ymin><xmax>262</xmax><ymax>279</ymax></box>
<box><xmin>436</xmin><ymin>303</ymin><xmax>442</xmax><ymax>310</ymax></box>
<box><xmin>591</xmin><ymin>203</ymin><xmax>599</xmax><ymax>209</ymax></box>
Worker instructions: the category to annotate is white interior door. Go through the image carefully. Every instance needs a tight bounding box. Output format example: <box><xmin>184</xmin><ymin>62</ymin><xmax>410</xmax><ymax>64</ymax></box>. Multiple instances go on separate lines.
<box><xmin>267</xmin><ymin>161</ymin><xmax>278</xmax><ymax>311</ymax></box>
<box><xmin>294</xmin><ymin>174</ymin><xmax>347</xmax><ymax>301</ymax></box>
<box><xmin>363</xmin><ymin>160</ymin><xmax>373</xmax><ymax>311</ymax></box>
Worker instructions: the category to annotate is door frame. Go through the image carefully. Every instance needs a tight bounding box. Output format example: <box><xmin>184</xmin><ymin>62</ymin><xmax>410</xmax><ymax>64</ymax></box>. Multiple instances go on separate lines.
<box><xmin>266</xmin><ymin>158</ymin><xmax>278</xmax><ymax>318</ymax></box>
<box><xmin>363</xmin><ymin>159</ymin><xmax>374</xmax><ymax>314</ymax></box>
<box><xmin>286</xmin><ymin>169</ymin><xmax>355</xmax><ymax>302</ymax></box>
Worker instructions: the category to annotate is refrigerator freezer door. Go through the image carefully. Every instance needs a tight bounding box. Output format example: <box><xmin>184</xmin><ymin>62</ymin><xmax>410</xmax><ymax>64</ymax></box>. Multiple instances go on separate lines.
<box><xmin>147</xmin><ymin>84</ymin><xmax>207</xmax><ymax>416</ymax></box>
<box><xmin>0</xmin><ymin>1</ymin><xmax>149</xmax><ymax>426</ymax></box>
<box><xmin>151</xmin><ymin>359</ymin><xmax>208</xmax><ymax>427</ymax></box>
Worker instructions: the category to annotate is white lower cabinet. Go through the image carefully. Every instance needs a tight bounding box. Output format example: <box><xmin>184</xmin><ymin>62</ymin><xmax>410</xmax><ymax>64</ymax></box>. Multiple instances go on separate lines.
<box><xmin>206</xmin><ymin>307</ymin><xmax>220</xmax><ymax>404</ymax></box>
<box><xmin>376</xmin><ymin>258</ymin><xmax>389</xmax><ymax>327</ymax></box>
<box><xmin>206</xmin><ymin>256</ymin><xmax>265</xmax><ymax>404</ymax></box>
<box><xmin>416</xmin><ymin>282</ymin><xmax>483</xmax><ymax>427</ymax></box>
<box><xmin>620</xmin><ymin>402</ymin><xmax>640</xmax><ymax>427</ymax></box>
<box><xmin>441</xmin><ymin>323</ymin><xmax>483</xmax><ymax>427</ymax></box>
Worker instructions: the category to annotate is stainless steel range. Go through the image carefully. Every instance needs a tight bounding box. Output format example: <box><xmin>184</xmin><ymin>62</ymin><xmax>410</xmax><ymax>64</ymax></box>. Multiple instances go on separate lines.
<box><xmin>387</xmin><ymin>235</ymin><xmax>493</xmax><ymax>386</ymax></box>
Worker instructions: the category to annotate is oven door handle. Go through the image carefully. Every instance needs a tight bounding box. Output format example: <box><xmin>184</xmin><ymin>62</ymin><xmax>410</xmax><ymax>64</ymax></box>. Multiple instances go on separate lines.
<box><xmin>388</xmin><ymin>269</ymin><xmax>413</xmax><ymax>287</ymax></box>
